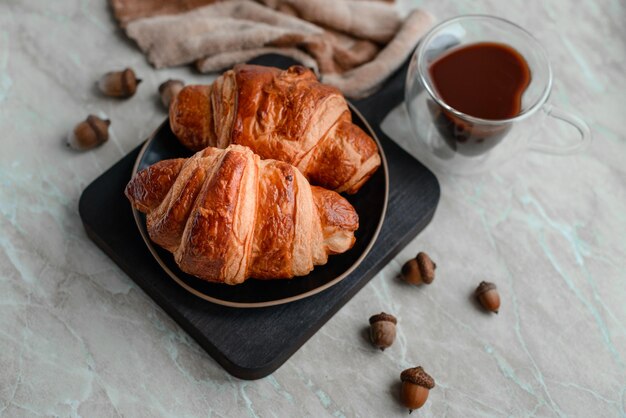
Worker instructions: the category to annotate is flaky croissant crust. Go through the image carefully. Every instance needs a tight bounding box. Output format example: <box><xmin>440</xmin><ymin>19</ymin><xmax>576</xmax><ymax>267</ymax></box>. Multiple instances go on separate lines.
<box><xmin>170</xmin><ymin>64</ymin><xmax>381</xmax><ymax>194</ymax></box>
<box><xmin>125</xmin><ymin>145</ymin><xmax>359</xmax><ymax>285</ymax></box>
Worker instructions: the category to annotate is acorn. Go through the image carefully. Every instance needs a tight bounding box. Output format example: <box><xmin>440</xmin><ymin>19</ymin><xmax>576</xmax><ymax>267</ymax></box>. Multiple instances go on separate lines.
<box><xmin>368</xmin><ymin>312</ymin><xmax>397</xmax><ymax>351</ymax></box>
<box><xmin>158</xmin><ymin>79</ymin><xmax>185</xmax><ymax>109</ymax></box>
<box><xmin>475</xmin><ymin>281</ymin><xmax>500</xmax><ymax>313</ymax></box>
<box><xmin>401</xmin><ymin>252</ymin><xmax>436</xmax><ymax>285</ymax></box>
<box><xmin>400</xmin><ymin>366</ymin><xmax>435</xmax><ymax>413</ymax></box>
<box><xmin>97</xmin><ymin>68</ymin><xmax>141</xmax><ymax>98</ymax></box>
<box><xmin>66</xmin><ymin>115</ymin><xmax>110</xmax><ymax>150</ymax></box>
<box><xmin>400</xmin><ymin>366</ymin><xmax>435</xmax><ymax>414</ymax></box>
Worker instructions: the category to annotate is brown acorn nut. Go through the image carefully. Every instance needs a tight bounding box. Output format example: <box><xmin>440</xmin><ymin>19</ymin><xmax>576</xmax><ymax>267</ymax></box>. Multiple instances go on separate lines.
<box><xmin>475</xmin><ymin>281</ymin><xmax>500</xmax><ymax>313</ymax></box>
<box><xmin>400</xmin><ymin>366</ymin><xmax>435</xmax><ymax>413</ymax></box>
<box><xmin>66</xmin><ymin>115</ymin><xmax>110</xmax><ymax>150</ymax></box>
<box><xmin>98</xmin><ymin>68</ymin><xmax>141</xmax><ymax>98</ymax></box>
<box><xmin>401</xmin><ymin>252</ymin><xmax>436</xmax><ymax>285</ymax></box>
<box><xmin>369</xmin><ymin>312</ymin><xmax>397</xmax><ymax>351</ymax></box>
<box><xmin>158</xmin><ymin>79</ymin><xmax>185</xmax><ymax>109</ymax></box>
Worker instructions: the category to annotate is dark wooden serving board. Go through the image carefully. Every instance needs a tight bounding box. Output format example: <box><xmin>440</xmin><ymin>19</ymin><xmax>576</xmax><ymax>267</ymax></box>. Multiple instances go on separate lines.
<box><xmin>78</xmin><ymin>55</ymin><xmax>440</xmax><ymax>380</ymax></box>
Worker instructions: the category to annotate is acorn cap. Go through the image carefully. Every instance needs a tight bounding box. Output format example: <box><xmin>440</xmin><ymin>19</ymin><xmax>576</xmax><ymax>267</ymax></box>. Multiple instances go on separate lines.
<box><xmin>86</xmin><ymin>115</ymin><xmax>110</xmax><ymax>138</ymax></box>
<box><xmin>158</xmin><ymin>79</ymin><xmax>185</xmax><ymax>109</ymax></box>
<box><xmin>158</xmin><ymin>79</ymin><xmax>184</xmax><ymax>94</ymax></box>
<box><xmin>416</xmin><ymin>252</ymin><xmax>436</xmax><ymax>284</ymax></box>
<box><xmin>369</xmin><ymin>312</ymin><xmax>397</xmax><ymax>325</ymax></box>
<box><xmin>475</xmin><ymin>281</ymin><xmax>497</xmax><ymax>296</ymax></box>
<box><xmin>122</xmin><ymin>68</ymin><xmax>141</xmax><ymax>92</ymax></box>
<box><xmin>401</xmin><ymin>367</ymin><xmax>435</xmax><ymax>389</ymax></box>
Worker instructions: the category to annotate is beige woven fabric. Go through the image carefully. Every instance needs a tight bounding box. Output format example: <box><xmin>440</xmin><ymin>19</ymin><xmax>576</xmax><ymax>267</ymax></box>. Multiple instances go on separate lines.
<box><xmin>111</xmin><ymin>0</ymin><xmax>434</xmax><ymax>98</ymax></box>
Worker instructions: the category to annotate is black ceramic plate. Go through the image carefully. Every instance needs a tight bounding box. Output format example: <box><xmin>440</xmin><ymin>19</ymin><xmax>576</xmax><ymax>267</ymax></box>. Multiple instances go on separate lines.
<box><xmin>131</xmin><ymin>105</ymin><xmax>388</xmax><ymax>307</ymax></box>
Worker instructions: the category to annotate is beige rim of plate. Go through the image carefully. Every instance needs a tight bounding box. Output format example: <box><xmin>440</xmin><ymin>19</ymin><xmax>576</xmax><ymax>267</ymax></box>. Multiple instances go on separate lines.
<box><xmin>130</xmin><ymin>104</ymin><xmax>389</xmax><ymax>308</ymax></box>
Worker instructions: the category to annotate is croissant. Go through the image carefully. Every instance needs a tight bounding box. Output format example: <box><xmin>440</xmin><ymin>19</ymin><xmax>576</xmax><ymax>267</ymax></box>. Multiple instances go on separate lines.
<box><xmin>125</xmin><ymin>144</ymin><xmax>359</xmax><ymax>285</ymax></box>
<box><xmin>170</xmin><ymin>64</ymin><xmax>381</xmax><ymax>194</ymax></box>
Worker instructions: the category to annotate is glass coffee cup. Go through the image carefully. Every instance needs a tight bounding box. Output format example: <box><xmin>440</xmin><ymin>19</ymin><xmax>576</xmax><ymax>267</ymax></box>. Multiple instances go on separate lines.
<box><xmin>405</xmin><ymin>15</ymin><xmax>591</xmax><ymax>174</ymax></box>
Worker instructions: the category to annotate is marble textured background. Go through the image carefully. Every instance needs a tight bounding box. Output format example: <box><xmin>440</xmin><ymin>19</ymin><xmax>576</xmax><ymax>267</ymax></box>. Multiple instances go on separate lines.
<box><xmin>1</xmin><ymin>0</ymin><xmax>625</xmax><ymax>417</ymax></box>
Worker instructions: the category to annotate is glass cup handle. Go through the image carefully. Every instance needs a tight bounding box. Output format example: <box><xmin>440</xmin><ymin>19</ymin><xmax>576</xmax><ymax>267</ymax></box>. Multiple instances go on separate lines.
<box><xmin>529</xmin><ymin>104</ymin><xmax>592</xmax><ymax>155</ymax></box>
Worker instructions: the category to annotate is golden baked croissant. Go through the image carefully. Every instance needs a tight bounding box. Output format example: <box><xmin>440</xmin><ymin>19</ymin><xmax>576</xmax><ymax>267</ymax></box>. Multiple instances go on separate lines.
<box><xmin>125</xmin><ymin>144</ymin><xmax>359</xmax><ymax>285</ymax></box>
<box><xmin>170</xmin><ymin>64</ymin><xmax>381</xmax><ymax>194</ymax></box>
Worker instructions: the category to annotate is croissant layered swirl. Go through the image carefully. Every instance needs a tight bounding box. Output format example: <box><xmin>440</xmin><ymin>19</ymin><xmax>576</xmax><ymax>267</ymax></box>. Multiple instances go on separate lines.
<box><xmin>125</xmin><ymin>145</ymin><xmax>359</xmax><ymax>284</ymax></box>
<box><xmin>170</xmin><ymin>64</ymin><xmax>381</xmax><ymax>194</ymax></box>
